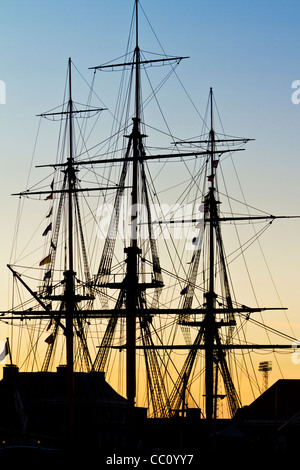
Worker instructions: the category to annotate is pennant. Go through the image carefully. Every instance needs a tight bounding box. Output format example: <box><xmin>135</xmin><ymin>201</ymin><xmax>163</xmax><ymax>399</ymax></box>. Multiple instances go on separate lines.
<box><xmin>195</xmin><ymin>221</ymin><xmax>204</xmax><ymax>229</ymax></box>
<box><xmin>180</xmin><ymin>286</ymin><xmax>188</xmax><ymax>295</ymax></box>
<box><xmin>43</xmin><ymin>270</ymin><xmax>51</xmax><ymax>281</ymax></box>
<box><xmin>46</xmin><ymin>207</ymin><xmax>53</xmax><ymax>218</ymax></box>
<box><xmin>207</xmin><ymin>175</ymin><xmax>214</xmax><ymax>182</ymax></box>
<box><xmin>50</xmin><ymin>179</ymin><xmax>54</xmax><ymax>191</ymax></box>
<box><xmin>187</xmin><ymin>254</ymin><xmax>195</xmax><ymax>264</ymax></box>
<box><xmin>42</xmin><ymin>223</ymin><xmax>52</xmax><ymax>236</ymax></box>
<box><xmin>45</xmin><ymin>193</ymin><xmax>53</xmax><ymax>200</ymax></box>
<box><xmin>45</xmin><ymin>333</ymin><xmax>54</xmax><ymax>344</ymax></box>
<box><xmin>213</xmin><ymin>160</ymin><xmax>219</xmax><ymax>168</ymax></box>
<box><xmin>39</xmin><ymin>254</ymin><xmax>51</xmax><ymax>266</ymax></box>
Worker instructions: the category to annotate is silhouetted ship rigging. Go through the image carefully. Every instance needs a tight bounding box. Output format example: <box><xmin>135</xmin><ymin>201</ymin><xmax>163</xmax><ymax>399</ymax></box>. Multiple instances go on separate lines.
<box><xmin>1</xmin><ymin>0</ymin><xmax>299</xmax><ymax>455</ymax></box>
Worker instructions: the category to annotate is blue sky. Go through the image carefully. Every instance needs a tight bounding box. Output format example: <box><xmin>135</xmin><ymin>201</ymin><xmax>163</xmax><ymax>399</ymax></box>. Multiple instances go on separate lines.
<box><xmin>0</xmin><ymin>0</ymin><xmax>300</xmax><ymax>365</ymax></box>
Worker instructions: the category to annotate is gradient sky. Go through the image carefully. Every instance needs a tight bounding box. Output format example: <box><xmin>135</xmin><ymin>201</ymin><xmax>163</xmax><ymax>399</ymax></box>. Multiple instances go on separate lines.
<box><xmin>0</xmin><ymin>0</ymin><xmax>300</xmax><ymax>392</ymax></box>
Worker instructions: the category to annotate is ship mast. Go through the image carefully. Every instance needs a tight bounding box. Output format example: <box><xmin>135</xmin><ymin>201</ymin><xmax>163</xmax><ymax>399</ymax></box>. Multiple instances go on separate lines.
<box><xmin>205</xmin><ymin>87</ymin><xmax>216</xmax><ymax>422</ymax></box>
<box><xmin>126</xmin><ymin>0</ymin><xmax>142</xmax><ymax>431</ymax></box>
<box><xmin>7</xmin><ymin>58</ymin><xmax>108</xmax><ymax>448</ymax></box>
<box><xmin>65</xmin><ymin>57</ymin><xmax>75</xmax><ymax>447</ymax></box>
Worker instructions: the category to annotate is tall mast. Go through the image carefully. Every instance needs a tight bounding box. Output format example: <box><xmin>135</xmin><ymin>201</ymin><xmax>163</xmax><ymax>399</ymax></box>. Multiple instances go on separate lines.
<box><xmin>209</xmin><ymin>87</ymin><xmax>215</xmax><ymax>296</ymax></box>
<box><xmin>65</xmin><ymin>57</ymin><xmax>75</xmax><ymax>447</ymax></box>
<box><xmin>8</xmin><ymin>56</ymin><xmax>110</xmax><ymax>446</ymax></box>
<box><xmin>135</xmin><ymin>0</ymin><xmax>140</xmax><ymax>122</ymax></box>
<box><xmin>132</xmin><ymin>0</ymin><xmax>140</xmax><ymax>247</ymax></box>
<box><xmin>68</xmin><ymin>57</ymin><xmax>74</xmax><ymax>276</ymax></box>
<box><xmin>125</xmin><ymin>0</ymin><xmax>141</xmax><ymax>437</ymax></box>
<box><xmin>88</xmin><ymin>0</ymin><xmax>189</xmax><ymax>425</ymax></box>
<box><xmin>205</xmin><ymin>87</ymin><xmax>216</xmax><ymax>422</ymax></box>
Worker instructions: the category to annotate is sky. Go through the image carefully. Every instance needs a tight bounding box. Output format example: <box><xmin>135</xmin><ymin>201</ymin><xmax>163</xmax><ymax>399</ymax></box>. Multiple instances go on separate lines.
<box><xmin>0</xmin><ymin>0</ymin><xmax>300</xmax><ymax>397</ymax></box>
